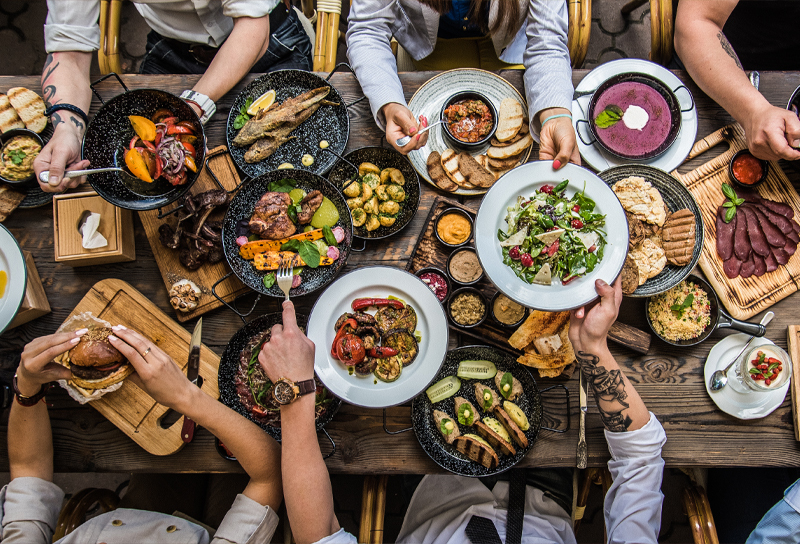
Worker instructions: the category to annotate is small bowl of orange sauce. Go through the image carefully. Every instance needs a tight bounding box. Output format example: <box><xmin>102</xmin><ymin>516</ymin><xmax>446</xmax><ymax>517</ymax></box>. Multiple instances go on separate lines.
<box><xmin>729</xmin><ymin>149</ymin><xmax>768</xmax><ymax>189</ymax></box>
<box><xmin>434</xmin><ymin>208</ymin><xmax>473</xmax><ymax>248</ymax></box>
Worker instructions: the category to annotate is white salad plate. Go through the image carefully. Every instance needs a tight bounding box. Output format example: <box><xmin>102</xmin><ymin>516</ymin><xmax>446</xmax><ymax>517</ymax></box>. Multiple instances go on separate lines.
<box><xmin>704</xmin><ymin>334</ymin><xmax>789</xmax><ymax>420</ymax></box>
<box><xmin>407</xmin><ymin>68</ymin><xmax>532</xmax><ymax>196</ymax></box>
<box><xmin>572</xmin><ymin>58</ymin><xmax>698</xmax><ymax>173</ymax></box>
<box><xmin>0</xmin><ymin>224</ymin><xmax>26</xmax><ymax>334</ymax></box>
<box><xmin>474</xmin><ymin>161</ymin><xmax>629</xmax><ymax>311</ymax></box>
<box><xmin>307</xmin><ymin>266</ymin><xmax>449</xmax><ymax>408</ymax></box>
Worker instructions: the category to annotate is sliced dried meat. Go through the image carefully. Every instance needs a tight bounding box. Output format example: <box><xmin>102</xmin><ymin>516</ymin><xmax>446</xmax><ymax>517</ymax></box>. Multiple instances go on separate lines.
<box><xmin>742</xmin><ymin>207</ymin><xmax>770</xmax><ymax>256</ymax></box>
<box><xmin>758</xmin><ymin>196</ymin><xmax>794</xmax><ymax>220</ymax></box>
<box><xmin>734</xmin><ymin>209</ymin><xmax>751</xmax><ymax>261</ymax></box>
<box><xmin>740</xmin><ymin>253</ymin><xmax>756</xmax><ymax>278</ymax></box>
<box><xmin>748</xmin><ymin>206</ymin><xmax>785</xmax><ymax>248</ymax></box>
<box><xmin>793</xmin><ymin>220</ymin><xmax>800</xmax><ymax>233</ymax></box>
<box><xmin>785</xmin><ymin>238</ymin><xmax>797</xmax><ymax>256</ymax></box>
<box><xmin>788</xmin><ymin>229</ymin><xmax>800</xmax><ymax>244</ymax></box>
<box><xmin>748</xmin><ymin>202</ymin><xmax>793</xmax><ymax>232</ymax></box>
<box><xmin>716</xmin><ymin>206</ymin><xmax>736</xmax><ymax>261</ymax></box>
<box><xmin>752</xmin><ymin>253</ymin><xmax>767</xmax><ymax>276</ymax></box>
<box><xmin>724</xmin><ymin>255</ymin><xmax>743</xmax><ymax>279</ymax></box>
<box><xmin>773</xmin><ymin>247</ymin><xmax>790</xmax><ymax>265</ymax></box>
<box><xmin>765</xmin><ymin>251</ymin><xmax>779</xmax><ymax>272</ymax></box>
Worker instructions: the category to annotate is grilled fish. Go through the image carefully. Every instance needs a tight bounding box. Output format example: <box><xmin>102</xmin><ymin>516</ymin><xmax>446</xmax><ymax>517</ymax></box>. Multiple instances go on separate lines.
<box><xmin>233</xmin><ymin>87</ymin><xmax>331</xmax><ymax>146</ymax></box>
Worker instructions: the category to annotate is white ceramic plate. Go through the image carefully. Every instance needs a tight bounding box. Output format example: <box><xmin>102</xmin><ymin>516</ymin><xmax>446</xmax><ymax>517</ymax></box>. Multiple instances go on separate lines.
<box><xmin>307</xmin><ymin>266</ymin><xmax>449</xmax><ymax>408</ymax></box>
<box><xmin>572</xmin><ymin>58</ymin><xmax>698</xmax><ymax>172</ymax></box>
<box><xmin>0</xmin><ymin>224</ymin><xmax>26</xmax><ymax>334</ymax></box>
<box><xmin>474</xmin><ymin>161</ymin><xmax>629</xmax><ymax>311</ymax></box>
<box><xmin>407</xmin><ymin>68</ymin><xmax>532</xmax><ymax>196</ymax></box>
<box><xmin>704</xmin><ymin>334</ymin><xmax>789</xmax><ymax>420</ymax></box>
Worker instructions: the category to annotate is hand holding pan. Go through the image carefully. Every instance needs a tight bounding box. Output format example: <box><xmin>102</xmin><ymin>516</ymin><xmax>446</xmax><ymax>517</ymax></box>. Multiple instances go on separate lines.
<box><xmin>646</xmin><ymin>275</ymin><xmax>766</xmax><ymax>347</ymax></box>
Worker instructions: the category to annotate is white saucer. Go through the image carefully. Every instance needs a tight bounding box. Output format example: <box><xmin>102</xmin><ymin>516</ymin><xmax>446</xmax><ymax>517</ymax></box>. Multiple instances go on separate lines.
<box><xmin>704</xmin><ymin>334</ymin><xmax>790</xmax><ymax>420</ymax></box>
<box><xmin>572</xmin><ymin>58</ymin><xmax>698</xmax><ymax>172</ymax></box>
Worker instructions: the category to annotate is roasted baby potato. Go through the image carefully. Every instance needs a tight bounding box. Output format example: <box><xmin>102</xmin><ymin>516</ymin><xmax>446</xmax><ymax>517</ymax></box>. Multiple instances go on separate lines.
<box><xmin>360</xmin><ymin>182</ymin><xmax>373</xmax><ymax>201</ymax></box>
<box><xmin>362</xmin><ymin>172</ymin><xmax>380</xmax><ymax>189</ymax></box>
<box><xmin>390</xmin><ymin>169</ymin><xmax>405</xmax><ymax>185</ymax></box>
<box><xmin>346</xmin><ymin>197</ymin><xmax>364</xmax><ymax>210</ymax></box>
<box><xmin>359</xmin><ymin>162</ymin><xmax>380</xmax><ymax>176</ymax></box>
<box><xmin>343</xmin><ymin>181</ymin><xmax>361</xmax><ymax>198</ymax></box>
<box><xmin>366</xmin><ymin>214</ymin><xmax>380</xmax><ymax>231</ymax></box>
<box><xmin>363</xmin><ymin>195</ymin><xmax>379</xmax><ymax>215</ymax></box>
<box><xmin>380</xmin><ymin>168</ymin><xmax>393</xmax><ymax>184</ymax></box>
<box><xmin>352</xmin><ymin>208</ymin><xmax>367</xmax><ymax>227</ymax></box>
<box><xmin>379</xmin><ymin>214</ymin><xmax>397</xmax><ymax>227</ymax></box>
<box><xmin>386</xmin><ymin>184</ymin><xmax>406</xmax><ymax>202</ymax></box>
<box><xmin>379</xmin><ymin>200</ymin><xmax>400</xmax><ymax>215</ymax></box>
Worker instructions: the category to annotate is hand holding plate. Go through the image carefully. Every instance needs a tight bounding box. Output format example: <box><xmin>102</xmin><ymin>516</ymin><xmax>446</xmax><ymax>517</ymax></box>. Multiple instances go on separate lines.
<box><xmin>569</xmin><ymin>278</ymin><xmax>622</xmax><ymax>354</ymax></box>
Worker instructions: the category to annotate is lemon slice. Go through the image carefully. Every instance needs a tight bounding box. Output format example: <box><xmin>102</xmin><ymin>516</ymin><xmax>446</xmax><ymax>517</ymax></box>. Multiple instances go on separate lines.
<box><xmin>247</xmin><ymin>90</ymin><xmax>276</xmax><ymax>116</ymax></box>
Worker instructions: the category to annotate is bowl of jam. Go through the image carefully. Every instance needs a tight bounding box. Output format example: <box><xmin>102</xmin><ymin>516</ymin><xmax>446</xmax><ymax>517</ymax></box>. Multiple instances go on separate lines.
<box><xmin>729</xmin><ymin>149</ymin><xmax>768</xmax><ymax>188</ymax></box>
<box><xmin>440</xmin><ymin>91</ymin><xmax>497</xmax><ymax>151</ymax></box>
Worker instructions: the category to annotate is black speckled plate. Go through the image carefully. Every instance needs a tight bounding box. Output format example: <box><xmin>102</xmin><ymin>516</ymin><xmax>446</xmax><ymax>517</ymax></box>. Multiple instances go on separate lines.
<box><xmin>218</xmin><ymin>312</ymin><xmax>341</xmax><ymax>441</ymax></box>
<box><xmin>599</xmin><ymin>164</ymin><xmax>704</xmax><ymax>297</ymax></box>
<box><xmin>411</xmin><ymin>346</ymin><xmax>542</xmax><ymax>477</ymax></box>
<box><xmin>82</xmin><ymin>89</ymin><xmax>205</xmax><ymax>211</ymax></box>
<box><xmin>327</xmin><ymin>147</ymin><xmax>420</xmax><ymax>240</ymax></box>
<box><xmin>226</xmin><ymin>70</ymin><xmax>349</xmax><ymax>178</ymax></box>
<box><xmin>222</xmin><ymin>169</ymin><xmax>352</xmax><ymax>297</ymax></box>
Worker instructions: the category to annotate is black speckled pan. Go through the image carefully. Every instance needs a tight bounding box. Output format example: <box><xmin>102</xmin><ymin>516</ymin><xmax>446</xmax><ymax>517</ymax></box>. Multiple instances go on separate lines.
<box><xmin>222</xmin><ymin>169</ymin><xmax>352</xmax><ymax>297</ymax></box>
<box><xmin>218</xmin><ymin>312</ymin><xmax>341</xmax><ymax>441</ymax></box>
<box><xmin>327</xmin><ymin>147</ymin><xmax>420</xmax><ymax>239</ymax></box>
<box><xmin>82</xmin><ymin>89</ymin><xmax>204</xmax><ymax>210</ymax></box>
<box><xmin>599</xmin><ymin>164</ymin><xmax>704</xmax><ymax>297</ymax></box>
<box><xmin>226</xmin><ymin>70</ymin><xmax>349</xmax><ymax>178</ymax></box>
<box><xmin>411</xmin><ymin>346</ymin><xmax>542</xmax><ymax>477</ymax></box>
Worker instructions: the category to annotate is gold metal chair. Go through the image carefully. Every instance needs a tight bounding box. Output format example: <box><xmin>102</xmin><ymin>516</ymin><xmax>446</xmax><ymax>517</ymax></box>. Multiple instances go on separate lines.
<box><xmin>683</xmin><ymin>484</ymin><xmax>719</xmax><ymax>544</ymax></box>
<box><xmin>358</xmin><ymin>475</ymin><xmax>389</xmax><ymax>544</ymax></box>
<box><xmin>621</xmin><ymin>0</ymin><xmax>673</xmax><ymax>66</ymax></box>
<box><xmin>99</xmin><ymin>0</ymin><xmax>123</xmax><ymax>75</ymax></box>
<box><xmin>568</xmin><ymin>0</ymin><xmax>592</xmax><ymax>68</ymax></box>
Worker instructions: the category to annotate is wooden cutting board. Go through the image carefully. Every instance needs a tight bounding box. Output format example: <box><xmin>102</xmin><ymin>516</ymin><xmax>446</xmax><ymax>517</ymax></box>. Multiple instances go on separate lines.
<box><xmin>62</xmin><ymin>279</ymin><xmax>220</xmax><ymax>455</ymax></box>
<box><xmin>671</xmin><ymin>124</ymin><xmax>800</xmax><ymax>320</ymax></box>
<box><xmin>139</xmin><ymin>146</ymin><xmax>248</xmax><ymax>322</ymax></box>
<box><xmin>787</xmin><ymin>325</ymin><xmax>800</xmax><ymax>441</ymax></box>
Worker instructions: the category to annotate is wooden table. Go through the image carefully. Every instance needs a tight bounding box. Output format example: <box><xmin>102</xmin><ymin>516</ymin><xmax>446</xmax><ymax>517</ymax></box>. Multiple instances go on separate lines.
<box><xmin>1</xmin><ymin>69</ymin><xmax>799</xmax><ymax>474</ymax></box>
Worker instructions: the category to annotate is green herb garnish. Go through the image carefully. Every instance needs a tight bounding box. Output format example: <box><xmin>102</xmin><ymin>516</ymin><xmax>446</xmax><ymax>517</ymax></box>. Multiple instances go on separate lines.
<box><xmin>7</xmin><ymin>149</ymin><xmax>26</xmax><ymax>165</ymax></box>
<box><xmin>262</xmin><ymin>272</ymin><xmax>276</xmax><ymax>289</ymax></box>
<box><xmin>499</xmin><ymin>372</ymin><xmax>514</xmax><ymax>399</ymax></box>
<box><xmin>439</xmin><ymin>418</ymin><xmax>454</xmax><ymax>435</ymax></box>
<box><xmin>721</xmin><ymin>183</ymin><xmax>745</xmax><ymax>223</ymax></box>
<box><xmin>670</xmin><ymin>293</ymin><xmax>694</xmax><ymax>318</ymax></box>
<box><xmin>457</xmin><ymin>402</ymin><xmax>474</xmax><ymax>425</ymax></box>
<box><xmin>594</xmin><ymin>105</ymin><xmax>624</xmax><ymax>129</ymax></box>
<box><xmin>233</xmin><ymin>98</ymin><xmax>253</xmax><ymax>130</ymax></box>
<box><xmin>322</xmin><ymin>225</ymin><xmax>337</xmax><ymax>247</ymax></box>
<box><xmin>268</xmin><ymin>177</ymin><xmax>296</xmax><ymax>193</ymax></box>
<box><xmin>280</xmin><ymin>239</ymin><xmax>321</xmax><ymax>267</ymax></box>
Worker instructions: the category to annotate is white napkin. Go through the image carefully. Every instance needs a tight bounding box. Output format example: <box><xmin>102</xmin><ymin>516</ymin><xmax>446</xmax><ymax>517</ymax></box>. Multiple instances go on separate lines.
<box><xmin>80</xmin><ymin>212</ymin><xmax>108</xmax><ymax>249</ymax></box>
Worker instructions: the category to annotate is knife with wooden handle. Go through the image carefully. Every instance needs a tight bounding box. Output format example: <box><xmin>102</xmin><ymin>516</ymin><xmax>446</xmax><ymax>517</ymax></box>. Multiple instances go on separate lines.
<box><xmin>577</xmin><ymin>370</ymin><xmax>588</xmax><ymax>469</ymax></box>
<box><xmin>181</xmin><ymin>318</ymin><xmax>203</xmax><ymax>444</ymax></box>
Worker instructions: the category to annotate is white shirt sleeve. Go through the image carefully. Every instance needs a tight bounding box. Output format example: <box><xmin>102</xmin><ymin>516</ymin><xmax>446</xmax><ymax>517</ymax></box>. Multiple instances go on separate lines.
<box><xmin>0</xmin><ymin>477</ymin><xmax>65</xmax><ymax>544</ymax></box>
<box><xmin>221</xmin><ymin>0</ymin><xmax>279</xmax><ymax>19</ymax></box>
<box><xmin>212</xmin><ymin>494</ymin><xmax>279</xmax><ymax>544</ymax></box>
<box><xmin>44</xmin><ymin>0</ymin><xmax>101</xmax><ymax>53</ymax></box>
<box><xmin>311</xmin><ymin>527</ymin><xmax>358</xmax><ymax>543</ymax></box>
<box><xmin>603</xmin><ymin>412</ymin><xmax>667</xmax><ymax>544</ymax></box>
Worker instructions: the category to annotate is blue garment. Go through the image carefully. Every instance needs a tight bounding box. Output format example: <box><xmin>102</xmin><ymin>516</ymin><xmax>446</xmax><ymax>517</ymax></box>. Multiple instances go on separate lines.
<box><xmin>748</xmin><ymin>478</ymin><xmax>800</xmax><ymax>543</ymax></box>
<box><xmin>438</xmin><ymin>0</ymin><xmax>484</xmax><ymax>38</ymax></box>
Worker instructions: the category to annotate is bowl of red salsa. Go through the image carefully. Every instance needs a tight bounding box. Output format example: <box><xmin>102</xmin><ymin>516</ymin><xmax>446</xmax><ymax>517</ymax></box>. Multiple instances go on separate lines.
<box><xmin>440</xmin><ymin>91</ymin><xmax>497</xmax><ymax>151</ymax></box>
<box><xmin>729</xmin><ymin>149</ymin><xmax>768</xmax><ymax>188</ymax></box>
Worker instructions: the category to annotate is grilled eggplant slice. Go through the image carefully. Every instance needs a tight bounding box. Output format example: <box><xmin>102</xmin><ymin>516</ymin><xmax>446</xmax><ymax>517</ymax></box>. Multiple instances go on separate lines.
<box><xmin>382</xmin><ymin>328</ymin><xmax>418</xmax><ymax>366</ymax></box>
<box><xmin>375</xmin><ymin>304</ymin><xmax>417</xmax><ymax>334</ymax></box>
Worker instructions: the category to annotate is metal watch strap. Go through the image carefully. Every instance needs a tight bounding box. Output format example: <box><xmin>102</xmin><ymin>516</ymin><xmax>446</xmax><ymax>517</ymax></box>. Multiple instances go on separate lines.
<box><xmin>12</xmin><ymin>375</ymin><xmax>52</xmax><ymax>407</ymax></box>
<box><xmin>296</xmin><ymin>379</ymin><xmax>316</xmax><ymax>397</ymax></box>
<box><xmin>180</xmin><ymin>90</ymin><xmax>216</xmax><ymax>125</ymax></box>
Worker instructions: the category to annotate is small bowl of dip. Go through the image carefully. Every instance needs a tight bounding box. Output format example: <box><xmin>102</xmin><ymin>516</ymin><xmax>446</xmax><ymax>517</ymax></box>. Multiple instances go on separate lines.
<box><xmin>447</xmin><ymin>246</ymin><xmax>483</xmax><ymax>285</ymax></box>
<box><xmin>0</xmin><ymin>128</ymin><xmax>43</xmax><ymax>187</ymax></box>
<box><xmin>435</xmin><ymin>208</ymin><xmax>473</xmax><ymax>248</ymax></box>
<box><xmin>448</xmin><ymin>287</ymin><xmax>488</xmax><ymax>328</ymax></box>
<box><xmin>735</xmin><ymin>344</ymin><xmax>792</xmax><ymax>392</ymax></box>
<box><xmin>729</xmin><ymin>149</ymin><xmax>768</xmax><ymax>189</ymax></box>
<box><xmin>415</xmin><ymin>267</ymin><xmax>451</xmax><ymax>304</ymax></box>
<box><xmin>440</xmin><ymin>91</ymin><xmax>497</xmax><ymax>151</ymax></box>
<box><xmin>491</xmin><ymin>291</ymin><xmax>528</xmax><ymax>329</ymax></box>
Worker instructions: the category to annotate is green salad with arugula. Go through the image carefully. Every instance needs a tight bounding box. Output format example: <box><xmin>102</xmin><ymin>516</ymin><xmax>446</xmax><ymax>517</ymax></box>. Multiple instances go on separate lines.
<box><xmin>497</xmin><ymin>180</ymin><xmax>607</xmax><ymax>285</ymax></box>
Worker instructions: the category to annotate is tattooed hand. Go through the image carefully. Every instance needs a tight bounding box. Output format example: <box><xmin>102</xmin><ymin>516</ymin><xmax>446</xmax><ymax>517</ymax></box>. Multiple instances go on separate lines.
<box><xmin>569</xmin><ymin>278</ymin><xmax>622</xmax><ymax>354</ymax></box>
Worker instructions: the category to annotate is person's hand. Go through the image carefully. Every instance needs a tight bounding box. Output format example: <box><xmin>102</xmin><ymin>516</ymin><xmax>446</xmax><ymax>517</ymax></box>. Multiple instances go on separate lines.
<box><xmin>538</xmin><ymin>109</ymin><xmax>580</xmax><ymax>170</ymax></box>
<box><xmin>741</xmin><ymin>103</ymin><xmax>800</xmax><ymax>161</ymax></box>
<box><xmin>258</xmin><ymin>301</ymin><xmax>316</xmax><ymax>384</ymax></box>
<box><xmin>33</xmin><ymin>123</ymin><xmax>90</xmax><ymax>193</ymax></box>
<box><xmin>108</xmin><ymin>325</ymin><xmax>195</xmax><ymax>412</ymax></box>
<box><xmin>17</xmin><ymin>329</ymin><xmax>87</xmax><ymax>397</ymax></box>
<box><xmin>569</xmin><ymin>278</ymin><xmax>622</xmax><ymax>354</ymax></box>
<box><xmin>382</xmin><ymin>102</ymin><xmax>427</xmax><ymax>154</ymax></box>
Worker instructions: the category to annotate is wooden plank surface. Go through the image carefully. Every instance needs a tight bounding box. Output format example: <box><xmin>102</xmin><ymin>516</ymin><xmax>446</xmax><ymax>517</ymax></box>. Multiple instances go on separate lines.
<box><xmin>788</xmin><ymin>325</ymin><xmax>800</xmax><ymax>442</ymax></box>
<box><xmin>0</xmin><ymin>71</ymin><xmax>799</xmax><ymax>472</ymax></box>
<box><xmin>672</xmin><ymin>124</ymin><xmax>800</xmax><ymax>320</ymax></box>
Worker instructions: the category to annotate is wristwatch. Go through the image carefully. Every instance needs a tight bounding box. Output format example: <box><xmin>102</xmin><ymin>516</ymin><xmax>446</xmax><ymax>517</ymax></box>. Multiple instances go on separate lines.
<box><xmin>13</xmin><ymin>374</ymin><xmax>52</xmax><ymax>407</ymax></box>
<box><xmin>272</xmin><ymin>378</ymin><xmax>317</xmax><ymax>405</ymax></box>
<box><xmin>180</xmin><ymin>90</ymin><xmax>216</xmax><ymax>125</ymax></box>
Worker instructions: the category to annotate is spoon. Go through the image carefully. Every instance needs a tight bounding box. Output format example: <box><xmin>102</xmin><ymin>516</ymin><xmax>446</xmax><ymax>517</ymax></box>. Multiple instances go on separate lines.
<box><xmin>709</xmin><ymin>311</ymin><xmax>774</xmax><ymax>392</ymax></box>
<box><xmin>396</xmin><ymin>119</ymin><xmax>444</xmax><ymax>148</ymax></box>
<box><xmin>39</xmin><ymin>167</ymin><xmax>125</xmax><ymax>186</ymax></box>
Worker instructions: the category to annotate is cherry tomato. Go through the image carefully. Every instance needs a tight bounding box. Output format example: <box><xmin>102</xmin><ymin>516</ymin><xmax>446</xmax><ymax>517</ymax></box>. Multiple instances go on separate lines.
<box><xmin>509</xmin><ymin>246</ymin><xmax>521</xmax><ymax>261</ymax></box>
<box><xmin>331</xmin><ymin>318</ymin><xmax>357</xmax><ymax>357</ymax></box>
<box><xmin>167</xmin><ymin>124</ymin><xmax>193</xmax><ymax>135</ymax></box>
<box><xmin>335</xmin><ymin>334</ymin><xmax>366</xmax><ymax>365</ymax></box>
<box><xmin>573</xmin><ymin>204</ymin><xmax>580</xmax><ymax>212</ymax></box>
<box><xmin>152</xmin><ymin>109</ymin><xmax>174</xmax><ymax>124</ymax></box>
<box><xmin>571</xmin><ymin>219</ymin><xmax>584</xmax><ymax>229</ymax></box>
<box><xmin>182</xmin><ymin>142</ymin><xmax>196</xmax><ymax>157</ymax></box>
<box><xmin>520</xmin><ymin>253</ymin><xmax>533</xmax><ymax>267</ymax></box>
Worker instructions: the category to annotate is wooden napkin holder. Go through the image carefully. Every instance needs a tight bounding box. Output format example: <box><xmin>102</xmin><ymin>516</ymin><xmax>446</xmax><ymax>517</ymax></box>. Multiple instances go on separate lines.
<box><xmin>53</xmin><ymin>191</ymin><xmax>135</xmax><ymax>266</ymax></box>
<box><xmin>7</xmin><ymin>251</ymin><xmax>50</xmax><ymax>329</ymax></box>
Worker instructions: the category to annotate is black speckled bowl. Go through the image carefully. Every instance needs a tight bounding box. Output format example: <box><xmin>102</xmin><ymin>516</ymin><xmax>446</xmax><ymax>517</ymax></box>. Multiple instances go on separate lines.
<box><xmin>218</xmin><ymin>312</ymin><xmax>341</xmax><ymax>441</ymax></box>
<box><xmin>227</xmin><ymin>70</ymin><xmax>349</xmax><ymax>178</ymax></box>
<box><xmin>729</xmin><ymin>149</ymin><xmax>768</xmax><ymax>189</ymax></box>
<box><xmin>411</xmin><ymin>345</ymin><xmax>541</xmax><ymax>477</ymax></box>
<box><xmin>440</xmin><ymin>91</ymin><xmax>498</xmax><ymax>151</ymax></box>
<box><xmin>222</xmin><ymin>169</ymin><xmax>352</xmax><ymax>297</ymax></box>
<box><xmin>0</xmin><ymin>129</ymin><xmax>43</xmax><ymax>187</ymax></box>
<box><xmin>327</xmin><ymin>146</ymin><xmax>420</xmax><ymax>240</ymax></box>
<box><xmin>82</xmin><ymin>89</ymin><xmax>204</xmax><ymax>210</ymax></box>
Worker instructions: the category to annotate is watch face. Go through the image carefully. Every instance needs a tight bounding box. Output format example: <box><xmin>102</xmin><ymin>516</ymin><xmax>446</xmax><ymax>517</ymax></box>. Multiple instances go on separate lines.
<box><xmin>273</xmin><ymin>381</ymin><xmax>296</xmax><ymax>404</ymax></box>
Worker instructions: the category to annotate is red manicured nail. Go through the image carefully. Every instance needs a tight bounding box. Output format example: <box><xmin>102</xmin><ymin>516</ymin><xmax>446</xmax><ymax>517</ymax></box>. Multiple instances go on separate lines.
<box><xmin>409</xmin><ymin>127</ymin><xmax>417</xmax><ymax>135</ymax></box>
<box><xmin>553</xmin><ymin>159</ymin><xmax>562</xmax><ymax>169</ymax></box>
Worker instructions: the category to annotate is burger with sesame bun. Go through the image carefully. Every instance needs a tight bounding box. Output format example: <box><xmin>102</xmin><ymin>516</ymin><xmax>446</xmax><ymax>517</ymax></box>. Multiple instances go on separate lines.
<box><xmin>62</xmin><ymin>326</ymin><xmax>134</xmax><ymax>389</ymax></box>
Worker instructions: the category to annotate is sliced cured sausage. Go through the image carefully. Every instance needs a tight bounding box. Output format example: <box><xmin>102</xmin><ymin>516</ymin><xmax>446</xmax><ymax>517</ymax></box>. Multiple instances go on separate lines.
<box><xmin>793</xmin><ymin>219</ymin><xmax>800</xmax><ymax>233</ymax></box>
<box><xmin>765</xmin><ymin>251</ymin><xmax>779</xmax><ymax>273</ymax></box>
<box><xmin>724</xmin><ymin>255</ymin><xmax>743</xmax><ymax>279</ymax></box>
<box><xmin>788</xmin><ymin>229</ymin><xmax>800</xmax><ymax>245</ymax></box>
<box><xmin>716</xmin><ymin>206</ymin><xmax>736</xmax><ymax>260</ymax></box>
<box><xmin>740</xmin><ymin>253</ymin><xmax>756</xmax><ymax>278</ymax></box>
<box><xmin>752</xmin><ymin>253</ymin><xmax>767</xmax><ymax>276</ymax></box>
<box><xmin>734</xmin><ymin>209</ymin><xmax>751</xmax><ymax>261</ymax></box>
<box><xmin>742</xmin><ymin>207</ymin><xmax>770</xmax><ymax>256</ymax></box>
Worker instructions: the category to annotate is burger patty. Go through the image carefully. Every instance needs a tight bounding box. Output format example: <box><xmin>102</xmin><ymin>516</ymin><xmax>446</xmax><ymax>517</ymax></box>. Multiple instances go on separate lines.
<box><xmin>71</xmin><ymin>362</ymin><xmax>127</xmax><ymax>380</ymax></box>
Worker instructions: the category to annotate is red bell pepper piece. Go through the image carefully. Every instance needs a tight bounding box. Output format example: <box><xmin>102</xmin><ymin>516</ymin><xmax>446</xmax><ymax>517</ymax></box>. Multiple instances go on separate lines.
<box><xmin>351</xmin><ymin>298</ymin><xmax>404</xmax><ymax>311</ymax></box>
<box><xmin>167</xmin><ymin>124</ymin><xmax>193</xmax><ymax>135</ymax></box>
<box><xmin>331</xmin><ymin>318</ymin><xmax>358</xmax><ymax>358</ymax></box>
<box><xmin>367</xmin><ymin>346</ymin><xmax>398</xmax><ymax>358</ymax></box>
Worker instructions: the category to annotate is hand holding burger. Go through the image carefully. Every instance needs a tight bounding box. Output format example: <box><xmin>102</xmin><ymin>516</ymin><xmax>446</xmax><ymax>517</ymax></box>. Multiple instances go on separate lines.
<box><xmin>61</xmin><ymin>326</ymin><xmax>134</xmax><ymax>390</ymax></box>
<box><xmin>18</xmin><ymin>330</ymin><xmax>88</xmax><ymax>397</ymax></box>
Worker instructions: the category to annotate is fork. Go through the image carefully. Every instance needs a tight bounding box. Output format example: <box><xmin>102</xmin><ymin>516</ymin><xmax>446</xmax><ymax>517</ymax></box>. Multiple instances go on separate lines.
<box><xmin>276</xmin><ymin>257</ymin><xmax>293</xmax><ymax>301</ymax></box>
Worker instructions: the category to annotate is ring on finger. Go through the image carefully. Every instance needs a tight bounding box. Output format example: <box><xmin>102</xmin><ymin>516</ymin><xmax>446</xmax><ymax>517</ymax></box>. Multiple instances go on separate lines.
<box><xmin>141</xmin><ymin>347</ymin><xmax>151</xmax><ymax>357</ymax></box>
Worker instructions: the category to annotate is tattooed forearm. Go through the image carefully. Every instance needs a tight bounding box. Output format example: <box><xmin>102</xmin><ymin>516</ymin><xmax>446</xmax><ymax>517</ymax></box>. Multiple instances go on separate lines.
<box><xmin>42</xmin><ymin>54</ymin><xmax>59</xmax><ymax>83</ymax></box>
<box><xmin>51</xmin><ymin>111</ymin><xmax>64</xmax><ymax>130</ymax></box>
<box><xmin>70</xmin><ymin>116</ymin><xmax>84</xmax><ymax>130</ymax></box>
<box><xmin>51</xmin><ymin>112</ymin><xmax>84</xmax><ymax>132</ymax></box>
<box><xmin>717</xmin><ymin>31</ymin><xmax>743</xmax><ymax>70</ymax></box>
<box><xmin>578</xmin><ymin>351</ymin><xmax>633</xmax><ymax>432</ymax></box>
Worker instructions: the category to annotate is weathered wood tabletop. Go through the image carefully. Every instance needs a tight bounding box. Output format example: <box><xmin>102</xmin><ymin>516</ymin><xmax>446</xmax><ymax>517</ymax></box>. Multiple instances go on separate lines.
<box><xmin>1</xmin><ymin>69</ymin><xmax>799</xmax><ymax>474</ymax></box>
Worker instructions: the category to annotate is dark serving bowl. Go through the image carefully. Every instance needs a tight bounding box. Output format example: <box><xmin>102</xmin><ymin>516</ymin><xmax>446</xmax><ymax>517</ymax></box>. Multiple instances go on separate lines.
<box><xmin>327</xmin><ymin>146</ymin><xmax>420</xmax><ymax>240</ymax></box>
<box><xmin>434</xmin><ymin>207</ymin><xmax>473</xmax><ymax>249</ymax></box>
<box><xmin>221</xmin><ymin>169</ymin><xmax>352</xmax><ymax>297</ymax></box>
<box><xmin>83</xmin><ymin>88</ymin><xmax>205</xmax><ymax>210</ymax></box>
<box><xmin>0</xmin><ymin>129</ymin><xmax>43</xmax><ymax>187</ymax></box>
<box><xmin>440</xmin><ymin>91</ymin><xmax>498</xmax><ymax>151</ymax></box>
<box><xmin>729</xmin><ymin>149</ymin><xmax>768</xmax><ymax>189</ymax></box>
<box><xmin>491</xmin><ymin>290</ymin><xmax>529</xmax><ymax>329</ymax></box>
<box><xmin>218</xmin><ymin>312</ymin><xmax>341</xmax><ymax>441</ymax></box>
<box><xmin>446</xmin><ymin>246</ymin><xmax>484</xmax><ymax>286</ymax></box>
<box><xmin>447</xmin><ymin>286</ymin><xmax>489</xmax><ymax>329</ymax></box>
<box><xmin>415</xmin><ymin>266</ymin><xmax>452</xmax><ymax>305</ymax></box>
